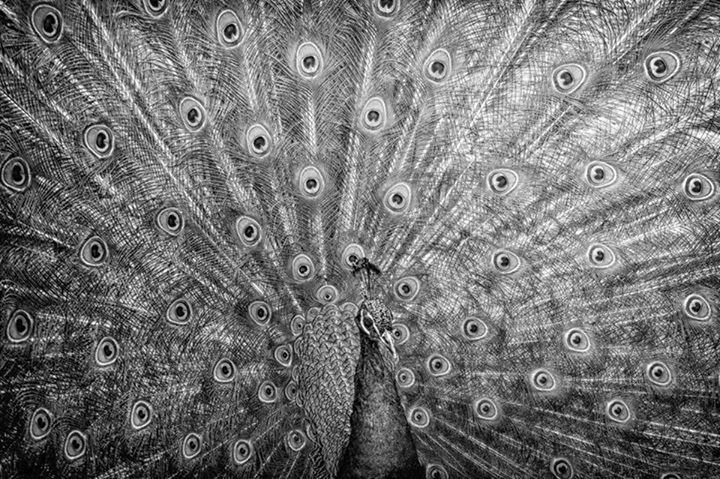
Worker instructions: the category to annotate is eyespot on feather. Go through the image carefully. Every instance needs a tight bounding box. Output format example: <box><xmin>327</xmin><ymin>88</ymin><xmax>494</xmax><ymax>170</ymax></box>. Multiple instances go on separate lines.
<box><xmin>644</xmin><ymin>51</ymin><xmax>681</xmax><ymax>84</ymax></box>
<box><xmin>246</xmin><ymin>124</ymin><xmax>272</xmax><ymax>158</ymax></box>
<box><xmin>551</xmin><ymin>63</ymin><xmax>587</xmax><ymax>94</ymax></box>
<box><xmin>95</xmin><ymin>336</ymin><xmax>119</xmax><ymax>367</ymax></box>
<box><xmin>79</xmin><ymin>235</ymin><xmax>108</xmax><ymax>267</ymax></box>
<box><xmin>155</xmin><ymin>207</ymin><xmax>184</xmax><ymax>236</ymax></box>
<box><xmin>64</xmin><ymin>430</ymin><xmax>87</xmax><ymax>461</ymax></box>
<box><xmin>395</xmin><ymin>367</ymin><xmax>416</xmax><ymax>388</ymax></box>
<box><xmin>31</xmin><ymin>4</ymin><xmax>63</xmax><ymax>44</ymax></box>
<box><xmin>166</xmin><ymin>298</ymin><xmax>192</xmax><ymax>326</ymax></box>
<box><xmin>29</xmin><ymin>407</ymin><xmax>53</xmax><ymax>440</ymax></box>
<box><xmin>258</xmin><ymin>380</ymin><xmax>278</xmax><ymax>403</ymax></box>
<box><xmin>182</xmin><ymin>433</ymin><xmax>202</xmax><ymax>459</ymax></box>
<box><xmin>360</xmin><ymin>97</ymin><xmax>388</xmax><ymax>133</ymax></box>
<box><xmin>682</xmin><ymin>173</ymin><xmax>715</xmax><ymax>201</ymax></box>
<box><xmin>473</xmin><ymin>397</ymin><xmax>501</xmax><ymax>421</ymax></box>
<box><xmin>605</xmin><ymin>398</ymin><xmax>631</xmax><ymax>424</ymax></box>
<box><xmin>298</xmin><ymin>165</ymin><xmax>325</xmax><ymax>199</ymax></box>
<box><xmin>233</xmin><ymin>439</ymin><xmax>254</xmax><ymax>465</ymax></box>
<box><xmin>423</xmin><ymin>48</ymin><xmax>452</xmax><ymax>83</ymax></box>
<box><xmin>213</xmin><ymin>358</ymin><xmax>237</xmax><ymax>383</ymax></box>
<box><xmin>143</xmin><ymin>0</ymin><xmax>167</xmax><ymax>18</ymax></box>
<box><xmin>563</xmin><ymin>327</ymin><xmax>591</xmax><ymax>353</ymax></box>
<box><xmin>425</xmin><ymin>353</ymin><xmax>452</xmax><ymax>377</ymax></box>
<box><xmin>248</xmin><ymin>300</ymin><xmax>272</xmax><ymax>326</ymax></box>
<box><xmin>286</xmin><ymin>429</ymin><xmax>307</xmax><ymax>452</ymax></box>
<box><xmin>407</xmin><ymin>405</ymin><xmax>431</xmax><ymax>428</ymax></box>
<box><xmin>584</xmin><ymin>161</ymin><xmax>617</xmax><ymax>188</ymax></box>
<box><xmin>179</xmin><ymin>97</ymin><xmax>206</xmax><ymax>132</ymax></box>
<box><xmin>383</xmin><ymin>182</ymin><xmax>413</xmax><ymax>215</ymax></box>
<box><xmin>550</xmin><ymin>457</ymin><xmax>574</xmax><ymax>479</ymax></box>
<box><xmin>645</xmin><ymin>360</ymin><xmax>673</xmax><ymax>387</ymax></box>
<box><xmin>372</xmin><ymin>0</ymin><xmax>400</xmax><ymax>18</ymax></box>
<box><xmin>425</xmin><ymin>463</ymin><xmax>448</xmax><ymax>479</ymax></box>
<box><xmin>235</xmin><ymin>216</ymin><xmax>263</xmax><ymax>247</ymax></box>
<box><xmin>486</xmin><ymin>168</ymin><xmax>519</xmax><ymax>195</ymax></box>
<box><xmin>529</xmin><ymin>368</ymin><xmax>557</xmax><ymax>392</ymax></box>
<box><xmin>216</xmin><ymin>9</ymin><xmax>243</xmax><ymax>48</ymax></box>
<box><xmin>6</xmin><ymin>310</ymin><xmax>33</xmax><ymax>343</ymax></box>
<box><xmin>461</xmin><ymin>316</ymin><xmax>489</xmax><ymax>341</ymax></box>
<box><xmin>683</xmin><ymin>293</ymin><xmax>711</xmax><ymax>321</ymax></box>
<box><xmin>393</xmin><ymin>276</ymin><xmax>420</xmax><ymax>301</ymax></box>
<box><xmin>1</xmin><ymin>155</ymin><xmax>32</xmax><ymax>193</ymax></box>
<box><xmin>341</xmin><ymin>243</ymin><xmax>366</xmax><ymax>270</ymax></box>
<box><xmin>291</xmin><ymin>254</ymin><xmax>315</xmax><ymax>282</ymax></box>
<box><xmin>130</xmin><ymin>400</ymin><xmax>153</xmax><ymax>430</ymax></box>
<box><xmin>391</xmin><ymin>322</ymin><xmax>410</xmax><ymax>345</ymax></box>
<box><xmin>295</xmin><ymin>41</ymin><xmax>324</xmax><ymax>80</ymax></box>
<box><xmin>274</xmin><ymin>344</ymin><xmax>293</xmax><ymax>367</ymax></box>
<box><xmin>83</xmin><ymin>124</ymin><xmax>115</xmax><ymax>159</ymax></box>
<box><xmin>586</xmin><ymin>243</ymin><xmax>616</xmax><ymax>269</ymax></box>
<box><xmin>491</xmin><ymin>249</ymin><xmax>521</xmax><ymax>274</ymax></box>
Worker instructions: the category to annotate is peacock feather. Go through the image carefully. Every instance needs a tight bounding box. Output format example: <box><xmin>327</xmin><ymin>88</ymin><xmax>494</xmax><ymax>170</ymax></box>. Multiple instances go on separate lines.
<box><xmin>1</xmin><ymin>0</ymin><xmax>720</xmax><ymax>478</ymax></box>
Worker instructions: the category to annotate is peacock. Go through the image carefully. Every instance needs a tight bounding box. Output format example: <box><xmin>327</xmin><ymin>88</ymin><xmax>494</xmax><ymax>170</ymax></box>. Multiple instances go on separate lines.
<box><xmin>1</xmin><ymin>0</ymin><xmax>719</xmax><ymax>477</ymax></box>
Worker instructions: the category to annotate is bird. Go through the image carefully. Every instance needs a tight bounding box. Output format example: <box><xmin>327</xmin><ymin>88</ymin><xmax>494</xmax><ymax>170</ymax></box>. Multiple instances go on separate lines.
<box><xmin>1</xmin><ymin>0</ymin><xmax>720</xmax><ymax>478</ymax></box>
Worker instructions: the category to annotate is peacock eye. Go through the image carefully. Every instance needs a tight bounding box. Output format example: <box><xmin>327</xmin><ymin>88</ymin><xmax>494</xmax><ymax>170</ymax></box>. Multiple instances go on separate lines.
<box><xmin>296</xmin><ymin>41</ymin><xmax>323</xmax><ymax>79</ymax></box>
<box><xmin>216</xmin><ymin>9</ymin><xmax>243</xmax><ymax>48</ymax></box>
<box><xmin>258</xmin><ymin>380</ymin><xmax>278</xmax><ymax>403</ymax></box>
<box><xmin>373</xmin><ymin>0</ymin><xmax>399</xmax><ymax>17</ymax></box>
<box><xmin>341</xmin><ymin>243</ymin><xmax>366</xmax><ymax>270</ymax></box>
<box><xmin>291</xmin><ymin>254</ymin><xmax>315</xmax><ymax>282</ymax></box>
<box><xmin>166</xmin><ymin>298</ymin><xmax>192</xmax><ymax>325</ymax></box>
<box><xmin>391</xmin><ymin>322</ymin><xmax>410</xmax><ymax>345</ymax></box>
<box><xmin>286</xmin><ymin>429</ymin><xmax>307</xmax><ymax>451</ymax></box>
<box><xmin>425</xmin><ymin>463</ymin><xmax>448</xmax><ymax>479</ymax></box>
<box><xmin>6</xmin><ymin>310</ymin><xmax>34</xmax><ymax>343</ymax></box>
<box><xmin>585</xmin><ymin>161</ymin><xmax>617</xmax><ymax>188</ymax></box>
<box><xmin>130</xmin><ymin>400</ymin><xmax>153</xmax><ymax>430</ymax></box>
<box><xmin>682</xmin><ymin>173</ymin><xmax>715</xmax><ymax>201</ymax></box>
<box><xmin>83</xmin><ymin>124</ymin><xmax>115</xmax><ymax>159</ymax></box>
<box><xmin>563</xmin><ymin>327</ymin><xmax>590</xmax><ymax>353</ymax></box>
<box><xmin>586</xmin><ymin>243</ymin><xmax>616</xmax><ymax>269</ymax></box>
<box><xmin>284</xmin><ymin>380</ymin><xmax>298</xmax><ymax>401</ymax></box>
<box><xmin>491</xmin><ymin>249</ymin><xmax>521</xmax><ymax>274</ymax></box>
<box><xmin>550</xmin><ymin>457</ymin><xmax>574</xmax><ymax>479</ymax></box>
<box><xmin>31</xmin><ymin>4</ymin><xmax>64</xmax><ymax>43</ymax></box>
<box><xmin>290</xmin><ymin>315</ymin><xmax>304</xmax><ymax>336</ymax></box>
<box><xmin>644</xmin><ymin>51</ymin><xmax>681</xmax><ymax>84</ymax></box>
<box><xmin>407</xmin><ymin>405</ymin><xmax>431</xmax><ymax>428</ymax></box>
<box><xmin>360</xmin><ymin>97</ymin><xmax>388</xmax><ymax>132</ymax></box>
<box><xmin>660</xmin><ymin>473</ymin><xmax>682</xmax><ymax>479</ymax></box>
<box><xmin>487</xmin><ymin>168</ymin><xmax>519</xmax><ymax>195</ymax></box>
<box><xmin>530</xmin><ymin>368</ymin><xmax>557</xmax><ymax>392</ymax></box>
<box><xmin>95</xmin><ymin>336</ymin><xmax>120</xmax><ymax>366</ymax></box>
<box><xmin>315</xmin><ymin>285</ymin><xmax>338</xmax><ymax>304</ymax></box>
<box><xmin>425</xmin><ymin>353</ymin><xmax>452</xmax><ymax>377</ymax></box>
<box><xmin>235</xmin><ymin>216</ymin><xmax>262</xmax><ymax>247</ymax></box>
<box><xmin>274</xmin><ymin>345</ymin><xmax>293</xmax><ymax>367</ymax></box>
<box><xmin>383</xmin><ymin>182</ymin><xmax>412</xmax><ymax>214</ymax></box>
<box><xmin>645</xmin><ymin>360</ymin><xmax>672</xmax><ymax>387</ymax></box>
<box><xmin>551</xmin><ymin>63</ymin><xmax>587</xmax><ymax>94</ymax></box>
<box><xmin>29</xmin><ymin>407</ymin><xmax>53</xmax><ymax>440</ymax></box>
<box><xmin>155</xmin><ymin>207</ymin><xmax>184</xmax><ymax>236</ymax></box>
<box><xmin>605</xmin><ymin>398</ymin><xmax>631</xmax><ymax>424</ymax></box>
<box><xmin>79</xmin><ymin>235</ymin><xmax>109</xmax><ymax>267</ymax></box>
<box><xmin>246</xmin><ymin>124</ymin><xmax>272</xmax><ymax>158</ymax></box>
<box><xmin>461</xmin><ymin>316</ymin><xmax>488</xmax><ymax>341</ymax></box>
<box><xmin>144</xmin><ymin>0</ymin><xmax>167</xmax><ymax>17</ymax></box>
<box><xmin>213</xmin><ymin>358</ymin><xmax>237</xmax><ymax>383</ymax></box>
<box><xmin>473</xmin><ymin>397</ymin><xmax>499</xmax><ymax>421</ymax></box>
<box><xmin>395</xmin><ymin>367</ymin><xmax>415</xmax><ymax>388</ymax></box>
<box><xmin>182</xmin><ymin>433</ymin><xmax>202</xmax><ymax>459</ymax></box>
<box><xmin>233</xmin><ymin>439</ymin><xmax>254</xmax><ymax>465</ymax></box>
<box><xmin>298</xmin><ymin>165</ymin><xmax>325</xmax><ymax>198</ymax></box>
<box><xmin>1</xmin><ymin>156</ymin><xmax>32</xmax><ymax>193</ymax></box>
<box><xmin>179</xmin><ymin>97</ymin><xmax>206</xmax><ymax>132</ymax></box>
<box><xmin>248</xmin><ymin>300</ymin><xmax>272</xmax><ymax>326</ymax></box>
<box><xmin>64</xmin><ymin>430</ymin><xmax>87</xmax><ymax>461</ymax></box>
<box><xmin>423</xmin><ymin>48</ymin><xmax>452</xmax><ymax>83</ymax></box>
<box><xmin>683</xmin><ymin>293</ymin><xmax>711</xmax><ymax>321</ymax></box>
<box><xmin>393</xmin><ymin>276</ymin><xmax>420</xmax><ymax>301</ymax></box>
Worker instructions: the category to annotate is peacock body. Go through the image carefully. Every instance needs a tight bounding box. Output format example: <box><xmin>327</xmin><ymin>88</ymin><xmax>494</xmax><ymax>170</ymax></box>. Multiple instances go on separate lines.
<box><xmin>1</xmin><ymin>0</ymin><xmax>720</xmax><ymax>477</ymax></box>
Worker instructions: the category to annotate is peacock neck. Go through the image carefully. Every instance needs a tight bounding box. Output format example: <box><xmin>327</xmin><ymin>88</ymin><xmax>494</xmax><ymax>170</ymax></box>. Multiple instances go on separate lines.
<box><xmin>337</xmin><ymin>328</ymin><xmax>423</xmax><ymax>479</ymax></box>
